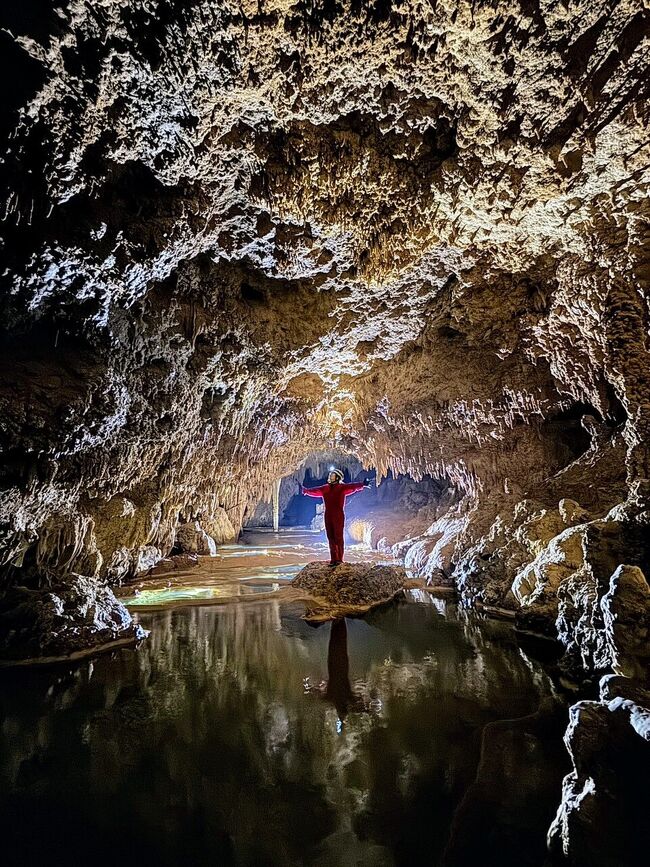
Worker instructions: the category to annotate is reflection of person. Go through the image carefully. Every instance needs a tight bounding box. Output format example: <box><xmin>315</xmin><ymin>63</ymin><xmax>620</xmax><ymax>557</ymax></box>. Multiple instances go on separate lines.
<box><xmin>324</xmin><ymin>618</ymin><xmax>355</xmax><ymax>720</ymax></box>
<box><xmin>300</xmin><ymin>468</ymin><xmax>370</xmax><ymax>565</ymax></box>
<box><xmin>310</xmin><ymin>618</ymin><xmax>369</xmax><ymax>724</ymax></box>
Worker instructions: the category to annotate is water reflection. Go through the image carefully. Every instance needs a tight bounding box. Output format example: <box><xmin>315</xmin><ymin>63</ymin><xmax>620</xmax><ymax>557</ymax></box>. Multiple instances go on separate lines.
<box><xmin>325</xmin><ymin>620</ymin><xmax>357</xmax><ymax>722</ymax></box>
<box><xmin>309</xmin><ymin>619</ymin><xmax>372</xmax><ymax>727</ymax></box>
<box><xmin>0</xmin><ymin>597</ymin><xmax>570</xmax><ymax>867</ymax></box>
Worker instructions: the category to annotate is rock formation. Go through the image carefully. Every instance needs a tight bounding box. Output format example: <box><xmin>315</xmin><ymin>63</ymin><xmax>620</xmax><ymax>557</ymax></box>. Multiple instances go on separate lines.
<box><xmin>548</xmin><ymin>674</ymin><xmax>650</xmax><ymax>866</ymax></box>
<box><xmin>174</xmin><ymin>519</ymin><xmax>218</xmax><ymax>555</ymax></box>
<box><xmin>0</xmin><ymin>1</ymin><xmax>648</xmax><ymax>857</ymax></box>
<box><xmin>292</xmin><ymin>560</ymin><xmax>406</xmax><ymax>620</ymax></box>
<box><xmin>0</xmin><ymin>575</ymin><xmax>147</xmax><ymax>664</ymax></box>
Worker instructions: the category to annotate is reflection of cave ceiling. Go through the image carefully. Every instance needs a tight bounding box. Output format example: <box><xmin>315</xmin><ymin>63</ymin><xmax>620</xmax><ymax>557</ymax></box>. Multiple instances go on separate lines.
<box><xmin>0</xmin><ymin>1</ymin><xmax>649</xmax><ymax>579</ymax></box>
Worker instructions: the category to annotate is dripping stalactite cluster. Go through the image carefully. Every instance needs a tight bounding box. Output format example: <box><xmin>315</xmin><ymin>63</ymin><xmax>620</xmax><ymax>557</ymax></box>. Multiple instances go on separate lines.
<box><xmin>0</xmin><ymin>1</ymin><xmax>649</xmax><ymax>865</ymax></box>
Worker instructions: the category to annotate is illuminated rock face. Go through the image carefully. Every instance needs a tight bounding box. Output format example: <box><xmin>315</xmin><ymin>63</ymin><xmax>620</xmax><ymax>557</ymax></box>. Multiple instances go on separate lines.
<box><xmin>0</xmin><ymin>2</ymin><xmax>648</xmax><ymax>662</ymax></box>
<box><xmin>0</xmin><ymin>575</ymin><xmax>147</xmax><ymax>664</ymax></box>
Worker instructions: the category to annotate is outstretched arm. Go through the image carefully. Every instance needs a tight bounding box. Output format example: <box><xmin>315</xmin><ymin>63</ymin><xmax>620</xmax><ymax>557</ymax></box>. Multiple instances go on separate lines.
<box><xmin>301</xmin><ymin>484</ymin><xmax>326</xmax><ymax>498</ymax></box>
<box><xmin>342</xmin><ymin>481</ymin><xmax>369</xmax><ymax>496</ymax></box>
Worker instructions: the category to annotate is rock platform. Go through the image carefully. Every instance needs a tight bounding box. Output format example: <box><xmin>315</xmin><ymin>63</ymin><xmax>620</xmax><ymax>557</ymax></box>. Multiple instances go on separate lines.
<box><xmin>291</xmin><ymin>560</ymin><xmax>406</xmax><ymax>621</ymax></box>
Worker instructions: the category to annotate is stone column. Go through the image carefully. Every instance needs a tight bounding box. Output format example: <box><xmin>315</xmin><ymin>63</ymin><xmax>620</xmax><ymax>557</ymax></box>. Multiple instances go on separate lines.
<box><xmin>272</xmin><ymin>478</ymin><xmax>281</xmax><ymax>532</ymax></box>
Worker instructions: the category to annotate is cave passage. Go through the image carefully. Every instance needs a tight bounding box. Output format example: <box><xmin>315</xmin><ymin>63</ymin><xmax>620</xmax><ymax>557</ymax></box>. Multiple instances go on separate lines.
<box><xmin>247</xmin><ymin>453</ymin><xmax>450</xmax><ymax>543</ymax></box>
<box><xmin>1</xmin><ymin>1</ymin><xmax>649</xmax><ymax>865</ymax></box>
<box><xmin>245</xmin><ymin>453</ymin><xmax>373</xmax><ymax>530</ymax></box>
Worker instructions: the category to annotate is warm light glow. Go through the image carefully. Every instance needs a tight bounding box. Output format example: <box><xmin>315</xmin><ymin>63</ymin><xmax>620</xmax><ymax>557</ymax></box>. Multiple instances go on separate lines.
<box><xmin>346</xmin><ymin>518</ymin><xmax>376</xmax><ymax>548</ymax></box>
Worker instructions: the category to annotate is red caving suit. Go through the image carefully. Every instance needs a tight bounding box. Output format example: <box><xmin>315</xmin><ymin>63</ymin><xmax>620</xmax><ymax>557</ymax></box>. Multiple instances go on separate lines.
<box><xmin>302</xmin><ymin>481</ymin><xmax>365</xmax><ymax>562</ymax></box>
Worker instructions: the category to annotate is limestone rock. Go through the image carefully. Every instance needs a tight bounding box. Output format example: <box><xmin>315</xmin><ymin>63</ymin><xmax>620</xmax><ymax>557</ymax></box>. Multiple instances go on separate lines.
<box><xmin>600</xmin><ymin>565</ymin><xmax>650</xmax><ymax>678</ymax></box>
<box><xmin>144</xmin><ymin>553</ymin><xmax>201</xmax><ymax>577</ymax></box>
<box><xmin>455</xmin><ymin>499</ymin><xmax>570</xmax><ymax>614</ymax></box>
<box><xmin>442</xmin><ymin>482</ymin><xmax>650</xmax><ymax>665</ymax></box>
<box><xmin>0</xmin><ymin>575</ymin><xmax>147</xmax><ymax>665</ymax></box>
<box><xmin>202</xmin><ymin>507</ymin><xmax>236</xmax><ymax>544</ymax></box>
<box><xmin>512</xmin><ymin>524</ymin><xmax>585</xmax><ymax>623</ymax></box>
<box><xmin>553</xmin><ymin>510</ymin><xmax>650</xmax><ymax>672</ymax></box>
<box><xmin>174</xmin><ymin>521</ymin><xmax>217</xmax><ymax>556</ymax></box>
<box><xmin>559</xmin><ymin>499</ymin><xmax>591</xmax><ymax>526</ymax></box>
<box><xmin>548</xmin><ymin>675</ymin><xmax>650</xmax><ymax>866</ymax></box>
<box><xmin>292</xmin><ymin>561</ymin><xmax>406</xmax><ymax>620</ymax></box>
<box><xmin>0</xmin><ymin>7</ymin><xmax>647</xmax><ymax>852</ymax></box>
<box><xmin>0</xmin><ymin>0</ymin><xmax>647</xmax><ymax>602</ymax></box>
<box><xmin>0</xmin><ymin>0</ymin><xmax>647</xmax><ymax>703</ymax></box>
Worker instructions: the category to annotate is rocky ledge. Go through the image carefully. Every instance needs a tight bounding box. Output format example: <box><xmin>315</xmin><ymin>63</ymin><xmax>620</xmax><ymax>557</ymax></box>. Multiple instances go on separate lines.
<box><xmin>292</xmin><ymin>561</ymin><xmax>406</xmax><ymax>621</ymax></box>
<box><xmin>0</xmin><ymin>575</ymin><xmax>148</xmax><ymax>666</ymax></box>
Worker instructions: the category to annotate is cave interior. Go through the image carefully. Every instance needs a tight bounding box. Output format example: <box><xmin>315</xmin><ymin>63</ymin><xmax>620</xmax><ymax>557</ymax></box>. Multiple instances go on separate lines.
<box><xmin>0</xmin><ymin>2</ymin><xmax>649</xmax><ymax>866</ymax></box>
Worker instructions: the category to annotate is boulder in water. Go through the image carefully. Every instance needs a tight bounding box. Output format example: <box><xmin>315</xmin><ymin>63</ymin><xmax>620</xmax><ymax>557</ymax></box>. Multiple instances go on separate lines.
<box><xmin>0</xmin><ymin>575</ymin><xmax>148</xmax><ymax>666</ymax></box>
<box><xmin>292</xmin><ymin>560</ymin><xmax>406</xmax><ymax>621</ymax></box>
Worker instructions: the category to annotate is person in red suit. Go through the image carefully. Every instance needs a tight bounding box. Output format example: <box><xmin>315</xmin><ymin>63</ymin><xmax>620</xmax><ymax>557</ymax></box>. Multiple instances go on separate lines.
<box><xmin>300</xmin><ymin>468</ymin><xmax>370</xmax><ymax>565</ymax></box>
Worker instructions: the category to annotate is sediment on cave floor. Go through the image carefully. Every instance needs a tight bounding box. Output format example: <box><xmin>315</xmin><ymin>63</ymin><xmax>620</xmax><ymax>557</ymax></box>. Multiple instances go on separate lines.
<box><xmin>0</xmin><ymin>1</ymin><xmax>649</xmax><ymax>865</ymax></box>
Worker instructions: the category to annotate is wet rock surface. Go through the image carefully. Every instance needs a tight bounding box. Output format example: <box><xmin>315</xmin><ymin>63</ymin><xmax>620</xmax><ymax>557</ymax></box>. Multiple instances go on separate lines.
<box><xmin>143</xmin><ymin>553</ymin><xmax>200</xmax><ymax>577</ymax></box>
<box><xmin>549</xmin><ymin>674</ymin><xmax>650</xmax><ymax>867</ymax></box>
<box><xmin>0</xmin><ymin>575</ymin><xmax>147</xmax><ymax>664</ymax></box>
<box><xmin>292</xmin><ymin>561</ymin><xmax>406</xmax><ymax>620</ymax></box>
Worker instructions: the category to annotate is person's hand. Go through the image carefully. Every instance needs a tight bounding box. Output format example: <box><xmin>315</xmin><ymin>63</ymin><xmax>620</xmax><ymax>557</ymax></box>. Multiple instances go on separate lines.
<box><xmin>363</xmin><ymin>479</ymin><xmax>372</xmax><ymax>488</ymax></box>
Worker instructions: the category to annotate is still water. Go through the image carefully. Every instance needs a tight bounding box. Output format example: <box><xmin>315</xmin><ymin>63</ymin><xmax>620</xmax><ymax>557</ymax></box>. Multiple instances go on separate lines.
<box><xmin>0</xmin><ymin>531</ymin><xmax>571</xmax><ymax>867</ymax></box>
<box><xmin>120</xmin><ymin>528</ymin><xmax>383</xmax><ymax>609</ymax></box>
